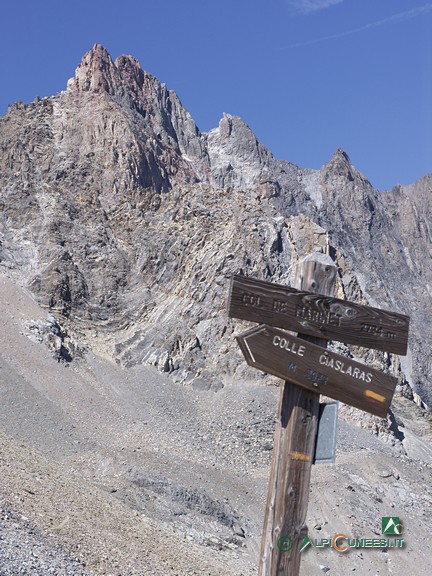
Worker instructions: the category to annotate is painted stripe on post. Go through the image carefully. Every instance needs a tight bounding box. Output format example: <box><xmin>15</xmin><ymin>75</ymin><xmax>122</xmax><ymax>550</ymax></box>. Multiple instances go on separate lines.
<box><xmin>290</xmin><ymin>451</ymin><xmax>311</xmax><ymax>461</ymax></box>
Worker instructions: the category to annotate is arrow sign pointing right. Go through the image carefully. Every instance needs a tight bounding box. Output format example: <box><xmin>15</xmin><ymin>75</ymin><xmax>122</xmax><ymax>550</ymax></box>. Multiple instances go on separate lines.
<box><xmin>236</xmin><ymin>324</ymin><xmax>397</xmax><ymax>417</ymax></box>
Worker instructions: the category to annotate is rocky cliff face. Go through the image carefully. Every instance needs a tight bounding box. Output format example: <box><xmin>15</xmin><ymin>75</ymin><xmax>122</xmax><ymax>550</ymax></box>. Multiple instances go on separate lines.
<box><xmin>0</xmin><ymin>44</ymin><xmax>430</xmax><ymax>410</ymax></box>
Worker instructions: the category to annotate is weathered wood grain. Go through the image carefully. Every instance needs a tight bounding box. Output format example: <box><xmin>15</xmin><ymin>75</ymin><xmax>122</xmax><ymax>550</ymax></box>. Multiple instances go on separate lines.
<box><xmin>258</xmin><ymin>253</ymin><xmax>337</xmax><ymax>576</ymax></box>
<box><xmin>258</xmin><ymin>381</ymin><xmax>319</xmax><ymax>575</ymax></box>
<box><xmin>237</xmin><ymin>324</ymin><xmax>397</xmax><ymax>418</ymax></box>
<box><xmin>228</xmin><ymin>274</ymin><xmax>410</xmax><ymax>355</ymax></box>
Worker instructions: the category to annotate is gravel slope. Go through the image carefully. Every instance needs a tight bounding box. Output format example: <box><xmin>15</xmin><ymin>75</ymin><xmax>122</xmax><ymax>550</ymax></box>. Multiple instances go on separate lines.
<box><xmin>1</xmin><ymin>274</ymin><xmax>431</xmax><ymax>575</ymax></box>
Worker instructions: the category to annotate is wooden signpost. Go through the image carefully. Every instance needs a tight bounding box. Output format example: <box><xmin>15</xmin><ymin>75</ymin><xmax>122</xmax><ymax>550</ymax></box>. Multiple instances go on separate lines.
<box><xmin>227</xmin><ymin>254</ymin><xmax>410</xmax><ymax>576</ymax></box>
<box><xmin>229</xmin><ymin>274</ymin><xmax>409</xmax><ymax>355</ymax></box>
<box><xmin>236</xmin><ymin>324</ymin><xmax>397</xmax><ymax>418</ymax></box>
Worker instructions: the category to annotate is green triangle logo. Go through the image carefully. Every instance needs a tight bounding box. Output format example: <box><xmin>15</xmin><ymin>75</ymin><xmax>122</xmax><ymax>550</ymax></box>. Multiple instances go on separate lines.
<box><xmin>300</xmin><ymin>535</ymin><xmax>313</xmax><ymax>552</ymax></box>
<box><xmin>382</xmin><ymin>517</ymin><xmax>402</xmax><ymax>535</ymax></box>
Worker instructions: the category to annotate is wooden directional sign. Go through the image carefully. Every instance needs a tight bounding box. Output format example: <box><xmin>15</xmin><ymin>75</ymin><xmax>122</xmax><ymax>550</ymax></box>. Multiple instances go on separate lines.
<box><xmin>229</xmin><ymin>275</ymin><xmax>410</xmax><ymax>355</ymax></box>
<box><xmin>236</xmin><ymin>324</ymin><xmax>397</xmax><ymax>417</ymax></box>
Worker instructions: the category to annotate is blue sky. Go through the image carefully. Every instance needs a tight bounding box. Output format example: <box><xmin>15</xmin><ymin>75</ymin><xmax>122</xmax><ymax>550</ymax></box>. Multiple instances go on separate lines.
<box><xmin>1</xmin><ymin>0</ymin><xmax>431</xmax><ymax>191</ymax></box>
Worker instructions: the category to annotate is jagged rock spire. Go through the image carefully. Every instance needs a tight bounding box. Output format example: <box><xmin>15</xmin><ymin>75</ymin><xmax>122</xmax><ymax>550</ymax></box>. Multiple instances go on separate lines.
<box><xmin>70</xmin><ymin>43</ymin><xmax>159</xmax><ymax>98</ymax></box>
<box><xmin>72</xmin><ymin>44</ymin><xmax>118</xmax><ymax>94</ymax></box>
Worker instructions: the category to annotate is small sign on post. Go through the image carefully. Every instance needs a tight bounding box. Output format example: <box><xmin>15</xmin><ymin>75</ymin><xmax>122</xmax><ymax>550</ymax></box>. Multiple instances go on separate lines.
<box><xmin>314</xmin><ymin>402</ymin><xmax>338</xmax><ymax>465</ymax></box>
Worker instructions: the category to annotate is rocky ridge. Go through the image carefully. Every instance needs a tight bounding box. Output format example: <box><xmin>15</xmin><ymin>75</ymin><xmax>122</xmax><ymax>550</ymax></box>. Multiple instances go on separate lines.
<box><xmin>1</xmin><ymin>44</ymin><xmax>432</xmax><ymax>576</ymax></box>
<box><xmin>1</xmin><ymin>44</ymin><xmax>430</xmax><ymax>410</ymax></box>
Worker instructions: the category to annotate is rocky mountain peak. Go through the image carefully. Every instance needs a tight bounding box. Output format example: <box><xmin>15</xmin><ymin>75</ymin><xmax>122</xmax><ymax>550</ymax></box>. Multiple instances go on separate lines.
<box><xmin>63</xmin><ymin>44</ymin><xmax>208</xmax><ymax>192</ymax></box>
<box><xmin>323</xmin><ymin>147</ymin><xmax>354</xmax><ymax>180</ymax></box>
<box><xmin>72</xmin><ymin>43</ymin><xmax>118</xmax><ymax>94</ymax></box>
<box><xmin>70</xmin><ymin>43</ymin><xmax>159</xmax><ymax>101</ymax></box>
<box><xmin>0</xmin><ymin>45</ymin><xmax>431</xmax><ymax>410</ymax></box>
<box><xmin>332</xmin><ymin>146</ymin><xmax>351</xmax><ymax>162</ymax></box>
<box><xmin>207</xmin><ymin>114</ymin><xmax>268</xmax><ymax>190</ymax></box>
<box><xmin>318</xmin><ymin>145</ymin><xmax>375</xmax><ymax>216</ymax></box>
<box><xmin>66</xmin><ymin>47</ymin><xmax>296</xmax><ymax>195</ymax></box>
<box><xmin>1</xmin><ymin>44</ymin><xmax>432</xmax><ymax>576</ymax></box>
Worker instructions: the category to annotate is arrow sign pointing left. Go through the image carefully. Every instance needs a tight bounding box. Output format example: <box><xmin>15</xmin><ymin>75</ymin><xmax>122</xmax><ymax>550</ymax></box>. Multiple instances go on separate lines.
<box><xmin>236</xmin><ymin>324</ymin><xmax>397</xmax><ymax>418</ymax></box>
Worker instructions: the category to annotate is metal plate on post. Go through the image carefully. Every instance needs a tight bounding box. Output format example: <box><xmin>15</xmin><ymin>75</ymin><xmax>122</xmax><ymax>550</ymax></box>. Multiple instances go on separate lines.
<box><xmin>313</xmin><ymin>402</ymin><xmax>339</xmax><ymax>465</ymax></box>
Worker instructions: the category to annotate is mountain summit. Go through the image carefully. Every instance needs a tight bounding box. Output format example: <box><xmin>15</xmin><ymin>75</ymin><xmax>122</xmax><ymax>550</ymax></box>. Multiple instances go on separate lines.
<box><xmin>0</xmin><ymin>45</ymin><xmax>431</xmax><ymax>576</ymax></box>
<box><xmin>0</xmin><ymin>45</ymin><xmax>430</xmax><ymax>409</ymax></box>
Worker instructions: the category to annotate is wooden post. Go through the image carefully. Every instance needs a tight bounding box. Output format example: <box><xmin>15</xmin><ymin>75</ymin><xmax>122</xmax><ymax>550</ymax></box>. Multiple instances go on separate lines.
<box><xmin>258</xmin><ymin>253</ymin><xmax>337</xmax><ymax>576</ymax></box>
